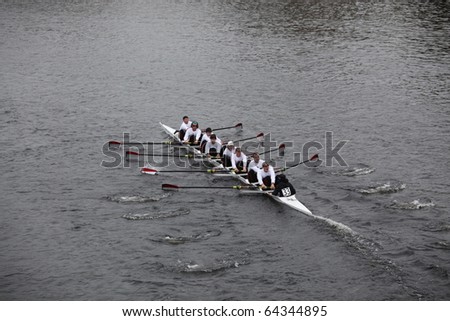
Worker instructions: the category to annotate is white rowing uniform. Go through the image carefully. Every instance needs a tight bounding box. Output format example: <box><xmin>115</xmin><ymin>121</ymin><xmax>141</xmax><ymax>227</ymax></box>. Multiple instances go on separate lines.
<box><xmin>183</xmin><ymin>127</ymin><xmax>202</xmax><ymax>142</ymax></box>
<box><xmin>201</xmin><ymin>133</ymin><xmax>222</xmax><ymax>145</ymax></box>
<box><xmin>231</xmin><ymin>152</ymin><xmax>247</xmax><ymax>170</ymax></box>
<box><xmin>222</xmin><ymin>146</ymin><xmax>235</xmax><ymax>159</ymax></box>
<box><xmin>179</xmin><ymin>121</ymin><xmax>192</xmax><ymax>132</ymax></box>
<box><xmin>205</xmin><ymin>141</ymin><xmax>222</xmax><ymax>154</ymax></box>
<box><xmin>248</xmin><ymin>159</ymin><xmax>265</xmax><ymax>172</ymax></box>
<box><xmin>257</xmin><ymin>165</ymin><xmax>276</xmax><ymax>185</ymax></box>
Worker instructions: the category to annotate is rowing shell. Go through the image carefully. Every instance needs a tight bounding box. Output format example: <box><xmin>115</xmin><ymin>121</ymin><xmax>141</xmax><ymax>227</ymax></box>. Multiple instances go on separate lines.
<box><xmin>158</xmin><ymin>122</ymin><xmax>312</xmax><ymax>215</ymax></box>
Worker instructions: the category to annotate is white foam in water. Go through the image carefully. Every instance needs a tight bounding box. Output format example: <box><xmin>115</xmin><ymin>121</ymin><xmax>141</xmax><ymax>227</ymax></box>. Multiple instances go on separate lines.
<box><xmin>108</xmin><ymin>193</ymin><xmax>170</xmax><ymax>203</ymax></box>
<box><xmin>357</xmin><ymin>182</ymin><xmax>406</xmax><ymax>194</ymax></box>
<box><xmin>339</xmin><ymin>167</ymin><xmax>376</xmax><ymax>176</ymax></box>
<box><xmin>389</xmin><ymin>200</ymin><xmax>435</xmax><ymax>210</ymax></box>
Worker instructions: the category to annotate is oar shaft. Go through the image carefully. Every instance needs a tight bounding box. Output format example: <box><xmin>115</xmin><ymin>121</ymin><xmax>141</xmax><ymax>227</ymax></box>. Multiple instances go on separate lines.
<box><xmin>233</xmin><ymin>133</ymin><xmax>264</xmax><ymax>143</ymax></box>
<box><xmin>212</xmin><ymin>123</ymin><xmax>243</xmax><ymax>131</ymax></box>
<box><xmin>109</xmin><ymin>141</ymin><xmax>181</xmax><ymax>146</ymax></box>
<box><xmin>281</xmin><ymin>154</ymin><xmax>319</xmax><ymax>171</ymax></box>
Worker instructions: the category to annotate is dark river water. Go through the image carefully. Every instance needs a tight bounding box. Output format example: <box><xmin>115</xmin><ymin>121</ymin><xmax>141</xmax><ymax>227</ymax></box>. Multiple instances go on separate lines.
<box><xmin>1</xmin><ymin>0</ymin><xmax>449</xmax><ymax>300</ymax></box>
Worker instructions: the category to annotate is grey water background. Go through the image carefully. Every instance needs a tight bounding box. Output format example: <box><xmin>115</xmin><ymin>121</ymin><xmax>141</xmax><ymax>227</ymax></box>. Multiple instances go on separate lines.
<box><xmin>1</xmin><ymin>0</ymin><xmax>449</xmax><ymax>300</ymax></box>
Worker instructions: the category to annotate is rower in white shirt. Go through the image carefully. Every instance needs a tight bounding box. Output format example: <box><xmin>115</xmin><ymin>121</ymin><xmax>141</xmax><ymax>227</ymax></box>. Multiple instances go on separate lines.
<box><xmin>257</xmin><ymin>162</ymin><xmax>276</xmax><ymax>190</ymax></box>
<box><xmin>222</xmin><ymin>141</ymin><xmax>235</xmax><ymax>167</ymax></box>
<box><xmin>178</xmin><ymin>115</ymin><xmax>191</xmax><ymax>140</ymax></box>
<box><xmin>204</xmin><ymin>134</ymin><xmax>222</xmax><ymax>158</ymax></box>
<box><xmin>231</xmin><ymin>148</ymin><xmax>247</xmax><ymax>172</ymax></box>
<box><xmin>200</xmin><ymin>127</ymin><xmax>222</xmax><ymax>152</ymax></box>
<box><xmin>183</xmin><ymin>121</ymin><xmax>202</xmax><ymax>145</ymax></box>
<box><xmin>247</xmin><ymin>152</ymin><xmax>265</xmax><ymax>183</ymax></box>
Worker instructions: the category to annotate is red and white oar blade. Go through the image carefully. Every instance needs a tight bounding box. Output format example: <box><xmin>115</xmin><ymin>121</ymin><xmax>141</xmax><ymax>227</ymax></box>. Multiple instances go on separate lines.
<box><xmin>256</xmin><ymin>132</ymin><xmax>264</xmax><ymax>142</ymax></box>
<box><xmin>141</xmin><ymin>167</ymin><xmax>158</xmax><ymax>175</ymax></box>
<box><xmin>278</xmin><ymin>143</ymin><xmax>286</xmax><ymax>156</ymax></box>
<box><xmin>162</xmin><ymin>183</ymin><xmax>179</xmax><ymax>191</ymax></box>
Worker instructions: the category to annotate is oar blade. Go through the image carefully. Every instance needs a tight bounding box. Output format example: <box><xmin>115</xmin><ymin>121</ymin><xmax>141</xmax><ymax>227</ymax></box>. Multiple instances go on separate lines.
<box><xmin>310</xmin><ymin>153</ymin><xmax>319</xmax><ymax>161</ymax></box>
<box><xmin>109</xmin><ymin>141</ymin><xmax>122</xmax><ymax>148</ymax></box>
<box><xmin>235</xmin><ymin>122</ymin><xmax>243</xmax><ymax>130</ymax></box>
<box><xmin>126</xmin><ymin>151</ymin><xmax>140</xmax><ymax>156</ymax></box>
<box><xmin>162</xmin><ymin>183</ymin><xmax>179</xmax><ymax>191</ymax></box>
<box><xmin>141</xmin><ymin>167</ymin><xmax>158</xmax><ymax>175</ymax></box>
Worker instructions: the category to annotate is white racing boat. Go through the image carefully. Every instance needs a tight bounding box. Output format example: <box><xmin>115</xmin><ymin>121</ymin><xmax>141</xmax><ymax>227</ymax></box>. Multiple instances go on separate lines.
<box><xmin>155</xmin><ymin>122</ymin><xmax>313</xmax><ymax>215</ymax></box>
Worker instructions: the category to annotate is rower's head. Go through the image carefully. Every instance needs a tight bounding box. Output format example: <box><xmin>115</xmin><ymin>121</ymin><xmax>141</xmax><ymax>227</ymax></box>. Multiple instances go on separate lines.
<box><xmin>262</xmin><ymin>162</ymin><xmax>270</xmax><ymax>172</ymax></box>
<box><xmin>227</xmin><ymin>141</ymin><xmax>234</xmax><ymax>149</ymax></box>
<box><xmin>205</xmin><ymin>127</ymin><xmax>212</xmax><ymax>136</ymax></box>
<box><xmin>191</xmin><ymin>121</ymin><xmax>199</xmax><ymax>129</ymax></box>
<box><xmin>210</xmin><ymin>134</ymin><xmax>217</xmax><ymax>143</ymax></box>
<box><xmin>235</xmin><ymin>147</ymin><xmax>242</xmax><ymax>156</ymax></box>
<box><xmin>252</xmin><ymin>152</ymin><xmax>260</xmax><ymax>162</ymax></box>
<box><xmin>183</xmin><ymin>116</ymin><xmax>189</xmax><ymax>124</ymax></box>
<box><xmin>276</xmin><ymin>174</ymin><xmax>288</xmax><ymax>184</ymax></box>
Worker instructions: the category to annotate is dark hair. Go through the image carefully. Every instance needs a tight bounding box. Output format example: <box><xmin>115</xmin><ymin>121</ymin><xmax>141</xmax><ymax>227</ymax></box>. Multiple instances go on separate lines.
<box><xmin>205</xmin><ymin>127</ymin><xmax>212</xmax><ymax>133</ymax></box>
<box><xmin>210</xmin><ymin>134</ymin><xmax>216</xmax><ymax>139</ymax></box>
<box><xmin>183</xmin><ymin>116</ymin><xmax>189</xmax><ymax>120</ymax></box>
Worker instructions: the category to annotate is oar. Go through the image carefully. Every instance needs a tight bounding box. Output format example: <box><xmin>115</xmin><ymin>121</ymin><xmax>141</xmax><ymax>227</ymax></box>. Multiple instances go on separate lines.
<box><xmin>141</xmin><ymin>168</ymin><xmax>228</xmax><ymax>175</ymax></box>
<box><xmin>162</xmin><ymin>183</ymin><xmax>257</xmax><ymax>191</ymax></box>
<box><xmin>109</xmin><ymin>140</ymin><xmax>181</xmax><ymax>147</ymax></box>
<box><xmin>211</xmin><ymin>123</ymin><xmax>243</xmax><ymax>131</ymax></box>
<box><xmin>259</xmin><ymin>143</ymin><xmax>285</xmax><ymax>156</ymax></box>
<box><xmin>126</xmin><ymin>151</ymin><xmax>175</xmax><ymax>158</ymax></box>
<box><xmin>278</xmin><ymin>153</ymin><xmax>319</xmax><ymax>171</ymax></box>
<box><xmin>126</xmin><ymin>151</ymin><xmax>221</xmax><ymax>160</ymax></box>
<box><xmin>233</xmin><ymin>132</ymin><xmax>264</xmax><ymax>143</ymax></box>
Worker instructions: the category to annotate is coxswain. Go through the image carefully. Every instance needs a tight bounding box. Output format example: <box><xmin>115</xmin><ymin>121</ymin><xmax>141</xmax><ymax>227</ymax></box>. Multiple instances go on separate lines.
<box><xmin>272</xmin><ymin>174</ymin><xmax>296</xmax><ymax>197</ymax></box>
<box><xmin>178</xmin><ymin>115</ymin><xmax>191</xmax><ymax>140</ymax></box>
<box><xmin>183</xmin><ymin>121</ymin><xmax>202</xmax><ymax>145</ymax></box>
<box><xmin>257</xmin><ymin>162</ymin><xmax>276</xmax><ymax>190</ymax></box>
<box><xmin>247</xmin><ymin>152</ymin><xmax>265</xmax><ymax>183</ymax></box>
<box><xmin>222</xmin><ymin>141</ymin><xmax>235</xmax><ymax>167</ymax></box>
<box><xmin>231</xmin><ymin>147</ymin><xmax>247</xmax><ymax>172</ymax></box>
<box><xmin>204</xmin><ymin>134</ymin><xmax>222</xmax><ymax>158</ymax></box>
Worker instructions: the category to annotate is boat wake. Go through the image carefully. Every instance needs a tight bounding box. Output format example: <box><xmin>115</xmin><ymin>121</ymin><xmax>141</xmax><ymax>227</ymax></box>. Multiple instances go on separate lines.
<box><xmin>107</xmin><ymin>193</ymin><xmax>171</xmax><ymax>203</ymax></box>
<box><xmin>151</xmin><ymin>229</ymin><xmax>222</xmax><ymax>245</ymax></box>
<box><xmin>122</xmin><ymin>208</ymin><xmax>190</xmax><ymax>220</ymax></box>
<box><xmin>355</xmin><ymin>181</ymin><xmax>406</xmax><ymax>195</ymax></box>
<box><xmin>386</xmin><ymin>199</ymin><xmax>435</xmax><ymax>210</ymax></box>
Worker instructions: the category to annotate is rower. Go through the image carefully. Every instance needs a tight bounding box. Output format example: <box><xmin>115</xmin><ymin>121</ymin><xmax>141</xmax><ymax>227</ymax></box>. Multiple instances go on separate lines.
<box><xmin>183</xmin><ymin>121</ymin><xmax>202</xmax><ymax>145</ymax></box>
<box><xmin>231</xmin><ymin>147</ymin><xmax>247</xmax><ymax>173</ymax></box>
<box><xmin>272</xmin><ymin>174</ymin><xmax>296</xmax><ymax>197</ymax></box>
<box><xmin>200</xmin><ymin>127</ymin><xmax>222</xmax><ymax>152</ymax></box>
<box><xmin>178</xmin><ymin>115</ymin><xmax>191</xmax><ymax>140</ymax></box>
<box><xmin>257</xmin><ymin>162</ymin><xmax>276</xmax><ymax>190</ymax></box>
<box><xmin>204</xmin><ymin>134</ymin><xmax>222</xmax><ymax>158</ymax></box>
<box><xmin>222</xmin><ymin>141</ymin><xmax>235</xmax><ymax>167</ymax></box>
<box><xmin>247</xmin><ymin>152</ymin><xmax>265</xmax><ymax>183</ymax></box>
